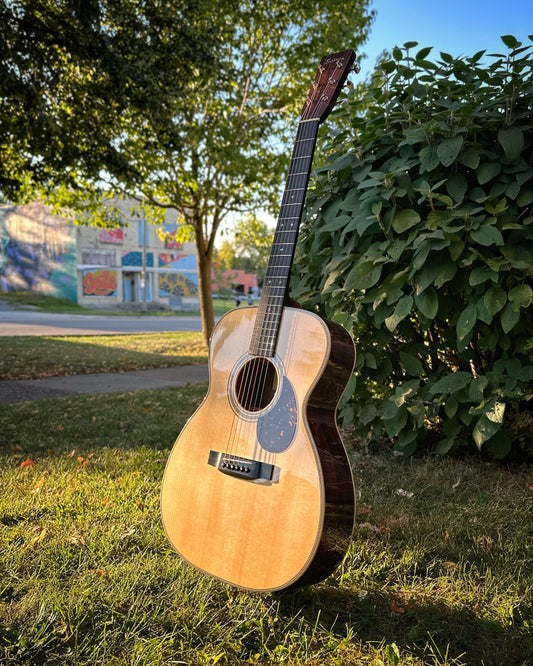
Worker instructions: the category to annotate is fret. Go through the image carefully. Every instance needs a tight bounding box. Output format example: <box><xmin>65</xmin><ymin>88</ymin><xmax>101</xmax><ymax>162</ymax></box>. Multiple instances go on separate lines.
<box><xmin>249</xmin><ymin>119</ymin><xmax>319</xmax><ymax>357</ymax></box>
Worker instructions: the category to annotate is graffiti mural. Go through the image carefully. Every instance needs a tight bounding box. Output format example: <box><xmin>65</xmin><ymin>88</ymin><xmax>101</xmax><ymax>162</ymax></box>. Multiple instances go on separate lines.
<box><xmin>0</xmin><ymin>203</ymin><xmax>77</xmax><ymax>301</ymax></box>
<box><xmin>83</xmin><ymin>270</ymin><xmax>118</xmax><ymax>296</ymax></box>
<box><xmin>158</xmin><ymin>253</ymin><xmax>198</xmax><ymax>297</ymax></box>
<box><xmin>121</xmin><ymin>251</ymin><xmax>154</xmax><ymax>268</ymax></box>
<box><xmin>99</xmin><ymin>228</ymin><xmax>123</xmax><ymax>244</ymax></box>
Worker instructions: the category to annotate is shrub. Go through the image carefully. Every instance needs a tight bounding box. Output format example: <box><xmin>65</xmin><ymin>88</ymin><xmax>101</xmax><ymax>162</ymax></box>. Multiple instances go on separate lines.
<box><xmin>292</xmin><ymin>36</ymin><xmax>533</xmax><ymax>459</ymax></box>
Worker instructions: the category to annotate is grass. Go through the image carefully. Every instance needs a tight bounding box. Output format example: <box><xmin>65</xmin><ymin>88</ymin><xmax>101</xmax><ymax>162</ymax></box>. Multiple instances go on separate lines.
<box><xmin>0</xmin><ymin>333</ymin><xmax>208</xmax><ymax>380</ymax></box>
<box><xmin>1</xmin><ymin>386</ymin><xmax>532</xmax><ymax>665</ymax></box>
<box><xmin>0</xmin><ymin>290</ymin><xmax>239</xmax><ymax>317</ymax></box>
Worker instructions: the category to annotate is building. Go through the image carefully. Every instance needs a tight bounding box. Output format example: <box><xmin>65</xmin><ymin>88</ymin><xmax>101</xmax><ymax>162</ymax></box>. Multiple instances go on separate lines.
<box><xmin>0</xmin><ymin>200</ymin><xmax>257</xmax><ymax>309</ymax></box>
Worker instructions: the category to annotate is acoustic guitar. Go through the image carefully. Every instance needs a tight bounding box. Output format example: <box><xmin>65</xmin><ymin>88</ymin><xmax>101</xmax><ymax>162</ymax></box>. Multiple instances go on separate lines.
<box><xmin>161</xmin><ymin>49</ymin><xmax>357</xmax><ymax>592</ymax></box>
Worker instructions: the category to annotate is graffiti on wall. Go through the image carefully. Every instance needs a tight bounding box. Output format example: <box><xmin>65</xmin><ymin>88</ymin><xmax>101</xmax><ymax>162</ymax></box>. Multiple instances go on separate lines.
<box><xmin>0</xmin><ymin>203</ymin><xmax>77</xmax><ymax>301</ymax></box>
<box><xmin>158</xmin><ymin>253</ymin><xmax>198</xmax><ymax>297</ymax></box>
<box><xmin>121</xmin><ymin>251</ymin><xmax>154</xmax><ymax>268</ymax></box>
<box><xmin>99</xmin><ymin>228</ymin><xmax>123</xmax><ymax>244</ymax></box>
<box><xmin>83</xmin><ymin>270</ymin><xmax>118</xmax><ymax>296</ymax></box>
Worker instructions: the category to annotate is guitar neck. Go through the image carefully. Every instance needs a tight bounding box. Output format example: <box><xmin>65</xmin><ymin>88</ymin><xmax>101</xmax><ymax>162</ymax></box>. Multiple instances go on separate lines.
<box><xmin>249</xmin><ymin>118</ymin><xmax>320</xmax><ymax>357</ymax></box>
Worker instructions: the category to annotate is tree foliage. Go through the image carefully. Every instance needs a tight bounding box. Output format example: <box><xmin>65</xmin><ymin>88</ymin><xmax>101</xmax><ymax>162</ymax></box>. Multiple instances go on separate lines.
<box><xmin>293</xmin><ymin>36</ymin><xmax>533</xmax><ymax>459</ymax></box>
<box><xmin>217</xmin><ymin>216</ymin><xmax>274</xmax><ymax>286</ymax></box>
<box><xmin>0</xmin><ymin>0</ymin><xmax>217</xmax><ymax>198</ymax></box>
<box><xmin>1</xmin><ymin>0</ymin><xmax>375</xmax><ymax>343</ymax></box>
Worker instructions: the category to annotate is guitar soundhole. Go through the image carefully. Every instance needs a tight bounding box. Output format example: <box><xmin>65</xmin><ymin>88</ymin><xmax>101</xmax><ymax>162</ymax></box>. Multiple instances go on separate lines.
<box><xmin>235</xmin><ymin>357</ymin><xmax>278</xmax><ymax>412</ymax></box>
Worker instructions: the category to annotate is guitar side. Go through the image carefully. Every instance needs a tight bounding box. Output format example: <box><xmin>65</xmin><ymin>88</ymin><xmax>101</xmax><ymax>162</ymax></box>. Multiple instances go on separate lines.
<box><xmin>160</xmin><ymin>306</ymin><xmax>355</xmax><ymax>592</ymax></box>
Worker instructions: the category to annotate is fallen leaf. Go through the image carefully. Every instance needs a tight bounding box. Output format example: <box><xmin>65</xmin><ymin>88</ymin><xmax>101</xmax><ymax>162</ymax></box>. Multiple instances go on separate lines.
<box><xmin>358</xmin><ymin>522</ymin><xmax>381</xmax><ymax>533</ymax></box>
<box><xmin>396</xmin><ymin>488</ymin><xmax>414</xmax><ymax>499</ymax></box>
<box><xmin>56</xmin><ymin>424</ymin><xmax>64</xmax><ymax>431</ymax></box>
<box><xmin>356</xmin><ymin>503</ymin><xmax>372</xmax><ymax>516</ymax></box>
<box><xmin>30</xmin><ymin>527</ymin><xmax>47</xmax><ymax>545</ymax></box>
<box><xmin>20</xmin><ymin>457</ymin><xmax>34</xmax><ymax>468</ymax></box>
<box><xmin>390</xmin><ymin>601</ymin><xmax>405</xmax><ymax>614</ymax></box>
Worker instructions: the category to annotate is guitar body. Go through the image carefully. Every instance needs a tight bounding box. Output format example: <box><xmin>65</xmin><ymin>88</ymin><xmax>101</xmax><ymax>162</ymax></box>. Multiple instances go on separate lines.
<box><xmin>160</xmin><ymin>306</ymin><xmax>355</xmax><ymax>592</ymax></box>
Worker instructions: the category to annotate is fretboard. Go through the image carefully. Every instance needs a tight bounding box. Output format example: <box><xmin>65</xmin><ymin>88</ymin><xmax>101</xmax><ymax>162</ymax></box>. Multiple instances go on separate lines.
<box><xmin>249</xmin><ymin>119</ymin><xmax>320</xmax><ymax>357</ymax></box>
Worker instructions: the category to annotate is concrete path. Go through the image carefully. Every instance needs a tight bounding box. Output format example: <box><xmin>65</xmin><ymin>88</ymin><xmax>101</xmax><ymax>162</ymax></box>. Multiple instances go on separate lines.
<box><xmin>0</xmin><ymin>364</ymin><xmax>209</xmax><ymax>405</ymax></box>
<box><xmin>0</xmin><ymin>308</ymin><xmax>205</xmax><ymax>336</ymax></box>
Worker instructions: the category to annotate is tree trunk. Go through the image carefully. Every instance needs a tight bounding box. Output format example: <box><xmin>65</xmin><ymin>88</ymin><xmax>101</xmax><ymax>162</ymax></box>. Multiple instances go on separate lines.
<box><xmin>196</xmin><ymin>240</ymin><xmax>215</xmax><ymax>347</ymax></box>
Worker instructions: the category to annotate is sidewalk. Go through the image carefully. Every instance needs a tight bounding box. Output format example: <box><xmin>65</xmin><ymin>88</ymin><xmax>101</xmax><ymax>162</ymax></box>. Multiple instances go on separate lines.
<box><xmin>0</xmin><ymin>364</ymin><xmax>209</xmax><ymax>405</ymax></box>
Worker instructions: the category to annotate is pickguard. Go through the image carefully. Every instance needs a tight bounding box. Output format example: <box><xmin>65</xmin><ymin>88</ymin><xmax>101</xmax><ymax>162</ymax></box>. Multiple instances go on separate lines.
<box><xmin>256</xmin><ymin>375</ymin><xmax>297</xmax><ymax>453</ymax></box>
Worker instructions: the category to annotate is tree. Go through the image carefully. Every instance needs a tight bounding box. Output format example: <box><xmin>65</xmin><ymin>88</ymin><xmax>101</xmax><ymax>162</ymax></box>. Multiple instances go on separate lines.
<box><xmin>217</xmin><ymin>216</ymin><xmax>274</xmax><ymax>286</ymax></box>
<box><xmin>1</xmin><ymin>0</ymin><xmax>375</xmax><ymax>344</ymax></box>
<box><xmin>292</xmin><ymin>37</ymin><xmax>533</xmax><ymax>460</ymax></box>
<box><xmin>0</xmin><ymin>0</ymin><xmax>218</xmax><ymax>198</ymax></box>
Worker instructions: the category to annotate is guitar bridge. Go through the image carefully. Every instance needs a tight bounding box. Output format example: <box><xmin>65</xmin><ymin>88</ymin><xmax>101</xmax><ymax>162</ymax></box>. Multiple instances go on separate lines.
<box><xmin>207</xmin><ymin>450</ymin><xmax>277</xmax><ymax>482</ymax></box>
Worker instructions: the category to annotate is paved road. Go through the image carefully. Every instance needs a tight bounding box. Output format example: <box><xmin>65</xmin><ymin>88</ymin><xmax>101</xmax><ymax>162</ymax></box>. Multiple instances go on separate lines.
<box><xmin>0</xmin><ymin>308</ymin><xmax>204</xmax><ymax>336</ymax></box>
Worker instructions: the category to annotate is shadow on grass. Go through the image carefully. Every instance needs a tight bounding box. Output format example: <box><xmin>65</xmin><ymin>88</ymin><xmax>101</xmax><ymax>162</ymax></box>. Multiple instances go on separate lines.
<box><xmin>1</xmin><ymin>389</ymin><xmax>531</xmax><ymax>665</ymax></box>
<box><xmin>276</xmin><ymin>580</ymin><xmax>531</xmax><ymax>666</ymax></box>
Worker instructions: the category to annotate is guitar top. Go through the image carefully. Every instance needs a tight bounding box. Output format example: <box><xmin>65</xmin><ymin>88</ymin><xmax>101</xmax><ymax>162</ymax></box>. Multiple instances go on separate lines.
<box><xmin>161</xmin><ymin>50</ymin><xmax>357</xmax><ymax>592</ymax></box>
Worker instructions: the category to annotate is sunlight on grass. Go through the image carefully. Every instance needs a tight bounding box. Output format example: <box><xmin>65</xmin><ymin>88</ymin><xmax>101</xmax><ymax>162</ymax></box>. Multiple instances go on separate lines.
<box><xmin>1</xmin><ymin>387</ymin><xmax>531</xmax><ymax>664</ymax></box>
<box><xmin>0</xmin><ymin>332</ymin><xmax>207</xmax><ymax>380</ymax></box>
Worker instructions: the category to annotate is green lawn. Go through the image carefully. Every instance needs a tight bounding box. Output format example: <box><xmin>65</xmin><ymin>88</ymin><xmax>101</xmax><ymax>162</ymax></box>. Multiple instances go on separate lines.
<box><xmin>0</xmin><ymin>290</ymin><xmax>238</xmax><ymax>317</ymax></box>
<box><xmin>0</xmin><ymin>333</ymin><xmax>208</xmax><ymax>380</ymax></box>
<box><xmin>1</xmin><ymin>386</ymin><xmax>531</xmax><ymax>665</ymax></box>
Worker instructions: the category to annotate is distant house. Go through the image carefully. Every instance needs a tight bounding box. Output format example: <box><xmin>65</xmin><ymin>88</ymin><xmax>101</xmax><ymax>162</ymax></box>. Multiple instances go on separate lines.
<box><xmin>0</xmin><ymin>200</ymin><xmax>257</xmax><ymax>309</ymax></box>
<box><xmin>212</xmin><ymin>268</ymin><xmax>258</xmax><ymax>299</ymax></box>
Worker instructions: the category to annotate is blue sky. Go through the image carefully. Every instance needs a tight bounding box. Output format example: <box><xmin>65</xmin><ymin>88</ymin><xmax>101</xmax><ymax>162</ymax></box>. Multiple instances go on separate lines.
<box><xmin>358</xmin><ymin>0</ymin><xmax>533</xmax><ymax>78</ymax></box>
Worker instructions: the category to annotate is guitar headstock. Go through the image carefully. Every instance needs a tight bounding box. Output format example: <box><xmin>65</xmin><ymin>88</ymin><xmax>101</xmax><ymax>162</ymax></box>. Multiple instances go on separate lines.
<box><xmin>300</xmin><ymin>49</ymin><xmax>357</xmax><ymax>124</ymax></box>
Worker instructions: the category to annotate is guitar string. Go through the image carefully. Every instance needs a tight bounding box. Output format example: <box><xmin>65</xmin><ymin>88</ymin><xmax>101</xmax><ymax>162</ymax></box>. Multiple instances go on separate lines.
<box><xmin>244</xmin><ymin>120</ymin><xmax>318</xmax><ymax>463</ymax></box>
<box><xmin>223</xmin><ymin>64</ymin><xmax>327</xmax><ymax>469</ymax></box>
<box><xmin>229</xmin><ymin>74</ymin><xmax>325</xmax><ymax>466</ymax></box>
<box><xmin>239</xmin><ymin>114</ymin><xmax>322</xmax><ymax>463</ymax></box>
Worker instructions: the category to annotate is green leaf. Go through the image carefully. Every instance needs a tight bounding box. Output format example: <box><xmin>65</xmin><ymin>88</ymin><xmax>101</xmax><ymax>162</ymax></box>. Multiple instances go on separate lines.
<box><xmin>385</xmin><ymin>294</ymin><xmax>413</xmax><ymax>332</ymax></box>
<box><xmin>446</xmin><ymin>174</ymin><xmax>467</xmax><ymax>203</ymax></box>
<box><xmin>501</xmin><ymin>34</ymin><xmax>519</xmax><ymax>48</ymax></box>
<box><xmin>393</xmin><ymin>47</ymin><xmax>403</xmax><ymax>60</ymax></box>
<box><xmin>483</xmin><ymin>287</ymin><xmax>507</xmax><ymax>316</ymax></box>
<box><xmin>437</xmin><ymin>135</ymin><xmax>463</xmax><ymax>167</ymax></box>
<box><xmin>498</xmin><ymin>127</ymin><xmax>524</xmax><ymax>160</ymax></box>
<box><xmin>477</xmin><ymin>162</ymin><xmax>501</xmax><ymax>185</ymax></box>
<box><xmin>469</xmin><ymin>376</ymin><xmax>488</xmax><ymax>402</ymax></box>
<box><xmin>517</xmin><ymin>188</ymin><xmax>533</xmax><ymax>207</ymax></box>
<box><xmin>427</xmin><ymin>210</ymin><xmax>452</xmax><ymax>229</ymax></box>
<box><xmin>419</xmin><ymin>145</ymin><xmax>441</xmax><ymax>173</ymax></box>
<box><xmin>470</xmin><ymin>225</ymin><xmax>504</xmax><ymax>246</ymax></box>
<box><xmin>429</xmin><ymin>371</ymin><xmax>472</xmax><ymax>395</ymax></box>
<box><xmin>444</xmin><ymin>396</ymin><xmax>458</xmax><ymax>418</ymax></box>
<box><xmin>459</xmin><ymin>148</ymin><xmax>480</xmax><ymax>169</ymax></box>
<box><xmin>414</xmin><ymin>264</ymin><xmax>440</xmax><ymax>294</ymax></box>
<box><xmin>456</xmin><ymin>302</ymin><xmax>478</xmax><ymax>341</ymax></box>
<box><xmin>344</xmin><ymin>260</ymin><xmax>383</xmax><ymax>291</ymax></box>
<box><xmin>434</xmin><ymin>261</ymin><xmax>457</xmax><ymax>288</ymax></box>
<box><xmin>473</xmin><ymin>415</ymin><xmax>502</xmax><ymax>449</ymax></box>
<box><xmin>508</xmin><ymin>283</ymin><xmax>533</xmax><ymax>308</ymax></box>
<box><xmin>486</xmin><ymin>401</ymin><xmax>506</xmax><ymax>424</ymax></box>
<box><xmin>392</xmin><ymin>209</ymin><xmax>421</xmax><ymax>233</ymax></box>
<box><xmin>400</xmin><ymin>351</ymin><xmax>424</xmax><ymax>376</ymax></box>
<box><xmin>468</xmin><ymin>267</ymin><xmax>492</xmax><ymax>286</ymax></box>
<box><xmin>416</xmin><ymin>46</ymin><xmax>433</xmax><ymax>60</ymax></box>
<box><xmin>500</xmin><ymin>301</ymin><xmax>520</xmax><ymax>333</ymax></box>
<box><xmin>414</xmin><ymin>287</ymin><xmax>439</xmax><ymax>319</ymax></box>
